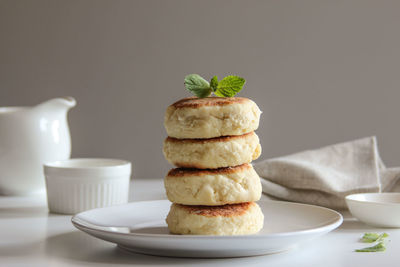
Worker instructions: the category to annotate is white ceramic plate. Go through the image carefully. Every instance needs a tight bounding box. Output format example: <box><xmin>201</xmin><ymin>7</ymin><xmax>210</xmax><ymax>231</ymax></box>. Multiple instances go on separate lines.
<box><xmin>346</xmin><ymin>192</ymin><xmax>400</xmax><ymax>228</ymax></box>
<box><xmin>71</xmin><ymin>200</ymin><xmax>342</xmax><ymax>258</ymax></box>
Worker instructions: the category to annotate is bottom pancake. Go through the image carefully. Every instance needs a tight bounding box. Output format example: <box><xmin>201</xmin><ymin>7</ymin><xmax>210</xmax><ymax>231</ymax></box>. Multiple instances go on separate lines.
<box><xmin>166</xmin><ymin>202</ymin><xmax>264</xmax><ymax>235</ymax></box>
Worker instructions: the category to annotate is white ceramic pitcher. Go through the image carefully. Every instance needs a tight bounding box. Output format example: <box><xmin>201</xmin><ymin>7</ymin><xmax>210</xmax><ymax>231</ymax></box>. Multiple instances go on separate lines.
<box><xmin>0</xmin><ymin>97</ymin><xmax>76</xmax><ymax>195</ymax></box>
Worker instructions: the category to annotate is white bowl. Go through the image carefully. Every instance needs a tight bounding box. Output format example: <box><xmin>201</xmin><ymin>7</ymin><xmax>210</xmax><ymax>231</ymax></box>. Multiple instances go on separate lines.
<box><xmin>44</xmin><ymin>158</ymin><xmax>131</xmax><ymax>215</ymax></box>
<box><xmin>345</xmin><ymin>192</ymin><xmax>400</xmax><ymax>228</ymax></box>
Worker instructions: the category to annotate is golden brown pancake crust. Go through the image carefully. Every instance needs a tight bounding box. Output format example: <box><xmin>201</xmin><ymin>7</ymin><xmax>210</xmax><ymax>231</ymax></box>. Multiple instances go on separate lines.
<box><xmin>171</xmin><ymin>97</ymin><xmax>249</xmax><ymax>108</ymax></box>
<box><xmin>167</xmin><ymin>163</ymin><xmax>251</xmax><ymax>177</ymax></box>
<box><xmin>165</xmin><ymin>132</ymin><xmax>254</xmax><ymax>144</ymax></box>
<box><xmin>178</xmin><ymin>202</ymin><xmax>253</xmax><ymax>217</ymax></box>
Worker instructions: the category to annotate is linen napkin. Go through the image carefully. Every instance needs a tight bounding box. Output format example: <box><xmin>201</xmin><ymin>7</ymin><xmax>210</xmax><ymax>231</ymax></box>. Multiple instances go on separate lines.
<box><xmin>253</xmin><ymin>137</ymin><xmax>400</xmax><ymax>209</ymax></box>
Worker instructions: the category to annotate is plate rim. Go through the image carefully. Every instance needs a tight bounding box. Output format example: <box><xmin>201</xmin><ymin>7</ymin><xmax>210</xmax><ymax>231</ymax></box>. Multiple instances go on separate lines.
<box><xmin>71</xmin><ymin>199</ymin><xmax>343</xmax><ymax>239</ymax></box>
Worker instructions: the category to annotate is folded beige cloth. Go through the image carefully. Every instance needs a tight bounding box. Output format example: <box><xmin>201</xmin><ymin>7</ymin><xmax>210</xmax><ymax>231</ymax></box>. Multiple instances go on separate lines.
<box><xmin>254</xmin><ymin>137</ymin><xmax>400</xmax><ymax>209</ymax></box>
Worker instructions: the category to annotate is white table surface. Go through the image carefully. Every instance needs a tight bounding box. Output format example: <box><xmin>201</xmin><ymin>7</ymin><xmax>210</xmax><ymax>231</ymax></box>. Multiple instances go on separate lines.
<box><xmin>1</xmin><ymin>178</ymin><xmax>399</xmax><ymax>267</ymax></box>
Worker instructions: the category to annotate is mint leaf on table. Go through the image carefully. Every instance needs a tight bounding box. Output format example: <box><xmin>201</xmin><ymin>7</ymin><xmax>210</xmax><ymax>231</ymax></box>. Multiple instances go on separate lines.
<box><xmin>355</xmin><ymin>242</ymin><xmax>386</xmax><ymax>252</ymax></box>
<box><xmin>210</xmin><ymin>76</ymin><xmax>218</xmax><ymax>92</ymax></box>
<box><xmin>361</xmin><ymin>233</ymin><xmax>388</xmax><ymax>243</ymax></box>
<box><xmin>355</xmin><ymin>233</ymin><xmax>389</xmax><ymax>252</ymax></box>
<box><xmin>214</xmin><ymin>75</ymin><xmax>246</xmax><ymax>97</ymax></box>
<box><xmin>184</xmin><ymin>74</ymin><xmax>211</xmax><ymax>98</ymax></box>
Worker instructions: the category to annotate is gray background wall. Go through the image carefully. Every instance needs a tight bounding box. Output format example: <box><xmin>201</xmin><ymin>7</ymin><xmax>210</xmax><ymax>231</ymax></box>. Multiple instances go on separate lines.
<box><xmin>1</xmin><ymin>0</ymin><xmax>399</xmax><ymax>178</ymax></box>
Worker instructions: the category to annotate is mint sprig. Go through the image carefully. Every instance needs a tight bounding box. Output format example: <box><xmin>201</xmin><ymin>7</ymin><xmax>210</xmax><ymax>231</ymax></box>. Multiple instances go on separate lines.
<box><xmin>184</xmin><ymin>74</ymin><xmax>245</xmax><ymax>98</ymax></box>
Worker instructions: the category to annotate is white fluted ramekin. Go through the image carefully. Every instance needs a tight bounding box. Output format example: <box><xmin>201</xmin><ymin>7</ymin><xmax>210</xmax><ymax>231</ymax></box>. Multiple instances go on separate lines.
<box><xmin>44</xmin><ymin>158</ymin><xmax>131</xmax><ymax>214</ymax></box>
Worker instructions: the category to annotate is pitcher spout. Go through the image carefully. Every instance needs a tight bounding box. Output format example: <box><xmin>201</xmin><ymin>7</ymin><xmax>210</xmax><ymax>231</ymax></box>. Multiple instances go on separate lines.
<box><xmin>57</xmin><ymin>97</ymin><xmax>76</xmax><ymax>108</ymax></box>
<box><xmin>34</xmin><ymin>97</ymin><xmax>76</xmax><ymax>113</ymax></box>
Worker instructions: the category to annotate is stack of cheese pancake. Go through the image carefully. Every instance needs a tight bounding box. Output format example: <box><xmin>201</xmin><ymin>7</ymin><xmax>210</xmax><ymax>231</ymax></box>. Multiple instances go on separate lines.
<box><xmin>163</xmin><ymin>97</ymin><xmax>264</xmax><ymax>235</ymax></box>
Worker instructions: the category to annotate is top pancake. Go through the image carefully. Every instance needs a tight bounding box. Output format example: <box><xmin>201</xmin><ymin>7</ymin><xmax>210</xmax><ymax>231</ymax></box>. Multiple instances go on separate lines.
<box><xmin>164</xmin><ymin>97</ymin><xmax>261</xmax><ymax>139</ymax></box>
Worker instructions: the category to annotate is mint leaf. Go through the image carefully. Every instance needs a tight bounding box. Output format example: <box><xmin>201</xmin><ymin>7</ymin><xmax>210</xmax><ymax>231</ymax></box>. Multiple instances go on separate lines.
<box><xmin>214</xmin><ymin>75</ymin><xmax>245</xmax><ymax>97</ymax></box>
<box><xmin>210</xmin><ymin>76</ymin><xmax>218</xmax><ymax>92</ymax></box>
<box><xmin>361</xmin><ymin>233</ymin><xmax>380</xmax><ymax>243</ymax></box>
<box><xmin>361</xmin><ymin>233</ymin><xmax>388</xmax><ymax>243</ymax></box>
<box><xmin>184</xmin><ymin>74</ymin><xmax>211</xmax><ymax>98</ymax></box>
<box><xmin>355</xmin><ymin>242</ymin><xmax>386</xmax><ymax>252</ymax></box>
